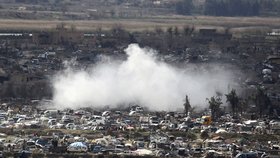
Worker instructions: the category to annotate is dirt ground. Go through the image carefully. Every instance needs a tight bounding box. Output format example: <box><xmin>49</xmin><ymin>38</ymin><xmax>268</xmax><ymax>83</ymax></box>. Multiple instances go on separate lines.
<box><xmin>0</xmin><ymin>16</ymin><xmax>279</xmax><ymax>32</ymax></box>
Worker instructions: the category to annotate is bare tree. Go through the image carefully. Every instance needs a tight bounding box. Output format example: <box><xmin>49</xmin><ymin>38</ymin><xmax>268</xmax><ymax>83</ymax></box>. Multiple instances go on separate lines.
<box><xmin>154</xmin><ymin>26</ymin><xmax>163</xmax><ymax>35</ymax></box>
<box><xmin>225</xmin><ymin>89</ymin><xmax>239</xmax><ymax>118</ymax></box>
<box><xmin>174</xmin><ymin>26</ymin><xmax>179</xmax><ymax>36</ymax></box>
<box><xmin>254</xmin><ymin>87</ymin><xmax>271</xmax><ymax>118</ymax></box>
<box><xmin>184</xmin><ymin>95</ymin><xmax>191</xmax><ymax>116</ymax></box>
<box><xmin>207</xmin><ymin>96</ymin><xmax>222</xmax><ymax>121</ymax></box>
<box><xmin>238</xmin><ymin>98</ymin><xmax>249</xmax><ymax>116</ymax></box>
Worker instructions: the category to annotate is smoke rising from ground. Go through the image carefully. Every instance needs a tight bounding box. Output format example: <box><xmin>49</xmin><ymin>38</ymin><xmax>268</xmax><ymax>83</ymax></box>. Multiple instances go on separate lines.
<box><xmin>52</xmin><ymin>44</ymin><xmax>234</xmax><ymax>111</ymax></box>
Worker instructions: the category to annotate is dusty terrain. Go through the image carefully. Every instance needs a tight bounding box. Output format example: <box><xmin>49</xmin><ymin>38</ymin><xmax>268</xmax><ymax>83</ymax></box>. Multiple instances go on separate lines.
<box><xmin>0</xmin><ymin>16</ymin><xmax>280</xmax><ymax>32</ymax></box>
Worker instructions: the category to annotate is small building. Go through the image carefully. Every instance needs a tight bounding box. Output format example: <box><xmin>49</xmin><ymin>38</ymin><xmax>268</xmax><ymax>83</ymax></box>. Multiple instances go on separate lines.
<box><xmin>267</xmin><ymin>55</ymin><xmax>280</xmax><ymax>65</ymax></box>
<box><xmin>199</xmin><ymin>28</ymin><xmax>217</xmax><ymax>36</ymax></box>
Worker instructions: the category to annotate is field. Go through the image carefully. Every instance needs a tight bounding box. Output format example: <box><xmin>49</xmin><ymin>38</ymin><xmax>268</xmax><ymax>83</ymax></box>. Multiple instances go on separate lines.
<box><xmin>0</xmin><ymin>16</ymin><xmax>280</xmax><ymax>32</ymax></box>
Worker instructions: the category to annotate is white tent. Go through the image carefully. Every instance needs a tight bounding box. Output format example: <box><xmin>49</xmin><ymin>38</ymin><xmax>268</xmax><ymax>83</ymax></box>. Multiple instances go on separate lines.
<box><xmin>67</xmin><ymin>142</ymin><xmax>88</xmax><ymax>152</ymax></box>
<box><xmin>134</xmin><ymin>149</ymin><xmax>153</xmax><ymax>156</ymax></box>
<box><xmin>215</xmin><ymin>129</ymin><xmax>228</xmax><ymax>134</ymax></box>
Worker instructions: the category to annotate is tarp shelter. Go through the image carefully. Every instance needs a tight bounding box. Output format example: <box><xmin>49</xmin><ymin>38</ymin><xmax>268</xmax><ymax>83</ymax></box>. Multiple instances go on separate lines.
<box><xmin>134</xmin><ymin>149</ymin><xmax>153</xmax><ymax>156</ymax></box>
<box><xmin>68</xmin><ymin>142</ymin><xmax>88</xmax><ymax>152</ymax></box>
<box><xmin>215</xmin><ymin>129</ymin><xmax>228</xmax><ymax>134</ymax></box>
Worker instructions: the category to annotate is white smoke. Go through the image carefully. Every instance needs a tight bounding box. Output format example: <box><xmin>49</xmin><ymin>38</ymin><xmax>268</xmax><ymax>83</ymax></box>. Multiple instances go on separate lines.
<box><xmin>52</xmin><ymin>44</ymin><xmax>234</xmax><ymax>111</ymax></box>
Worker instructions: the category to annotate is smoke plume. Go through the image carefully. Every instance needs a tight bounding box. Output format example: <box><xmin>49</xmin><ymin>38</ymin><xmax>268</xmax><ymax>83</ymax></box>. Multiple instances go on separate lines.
<box><xmin>52</xmin><ymin>44</ymin><xmax>234</xmax><ymax>111</ymax></box>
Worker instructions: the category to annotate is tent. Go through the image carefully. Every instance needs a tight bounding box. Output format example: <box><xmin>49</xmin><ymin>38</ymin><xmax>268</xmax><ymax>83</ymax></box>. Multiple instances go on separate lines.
<box><xmin>67</xmin><ymin>142</ymin><xmax>88</xmax><ymax>152</ymax></box>
<box><xmin>134</xmin><ymin>149</ymin><xmax>153</xmax><ymax>156</ymax></box>
<box><xmin>215</xmin><ymin>129</ymin><xmax>228</xmax><ymax>134</ymax></box>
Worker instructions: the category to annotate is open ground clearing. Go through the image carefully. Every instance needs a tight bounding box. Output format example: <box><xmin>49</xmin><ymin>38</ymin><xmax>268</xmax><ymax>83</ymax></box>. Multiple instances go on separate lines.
<box><xmin>0</xmin><ymin>16</ymin><xmax>279</xmax><ymax>32</ymax></box>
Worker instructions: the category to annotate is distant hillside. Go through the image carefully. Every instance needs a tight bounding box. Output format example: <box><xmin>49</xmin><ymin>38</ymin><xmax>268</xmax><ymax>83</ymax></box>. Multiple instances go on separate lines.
<box><xmin>0</xmin><ymin>0</ymin><xmax>279</xmax><ymax>20</ymax></box>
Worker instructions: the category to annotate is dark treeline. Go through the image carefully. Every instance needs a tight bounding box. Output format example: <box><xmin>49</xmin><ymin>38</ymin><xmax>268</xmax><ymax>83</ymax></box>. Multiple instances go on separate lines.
<box><xmin>175</xmin><ymin>0</ymin><xmax>193</xmax><ymax>15</ymax></box>
<box><xmin>176</xmin><ymin>0</ymin><xmax>280</xmax><ymax>17</ymax></box>
<box><xmin>260</xmin><ymin>0</ymin><xmax>280</xmax><ymax>15</ymax></box>
<box><xmin>204</xmin><ymin>0</ymin><xmax>260</xmax><ymax>16</ymax></box>
<box><xmin>9</xmin><ymin>0</ymin><xmax>280</xmax><ymax>17</ymax></box>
